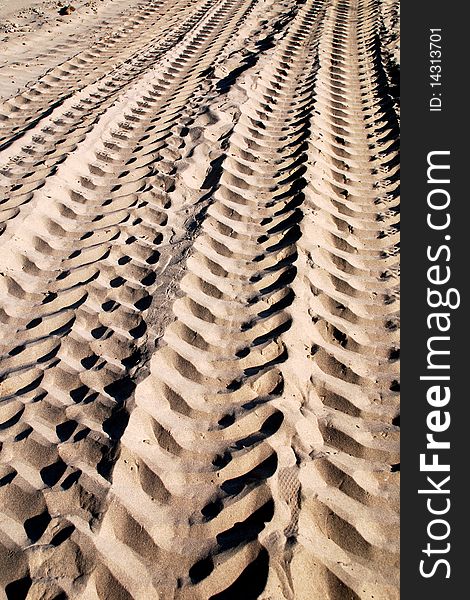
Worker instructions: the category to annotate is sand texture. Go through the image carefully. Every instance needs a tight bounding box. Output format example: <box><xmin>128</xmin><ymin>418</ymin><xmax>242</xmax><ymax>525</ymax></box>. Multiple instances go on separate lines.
<box><xmin>0</xmin><ymin>0</ymin><xmax>400</xmax><ymax>598</ymax></box>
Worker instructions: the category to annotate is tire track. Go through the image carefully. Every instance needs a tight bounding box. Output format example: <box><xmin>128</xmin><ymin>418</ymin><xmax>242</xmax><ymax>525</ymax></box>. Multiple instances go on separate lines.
<box><xmin>0</xmin><ymin>0</ymin><xmax>215</xmax><ymax>236</ymax></box>
<box><xmin>283</xmin><ymin>1</ymin><xmax>400</xmax><ymax>598</ymax></box>
<box><xmin>0</xmin><ymin>0</ymin><xmax>288</xmax><ymax>595</ymax></box>
<box><xmin>0</xmin><ymin>1</ymin><xmax>400</xmax><ymax>598</ymax></box>
<box><xmin>100</xmin><ymin>3</ymin><xmax>327</xmax><ymax>598</ymax></box>
<box><xmin>0</xmin><ymin>0</ymin><xmax>142</xmax><ymax>102</ymax></box>
<box><xmin>0</xmin><ymin>0</ymin><xmax>204</xmax><ymax>148</ymax></box>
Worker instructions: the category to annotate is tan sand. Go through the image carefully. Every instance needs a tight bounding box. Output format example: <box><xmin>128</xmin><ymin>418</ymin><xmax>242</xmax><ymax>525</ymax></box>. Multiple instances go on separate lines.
<box><xmin>0</xmin><ymin>0</ymin><xmax>400</xmax><ymax>598</ymax></box>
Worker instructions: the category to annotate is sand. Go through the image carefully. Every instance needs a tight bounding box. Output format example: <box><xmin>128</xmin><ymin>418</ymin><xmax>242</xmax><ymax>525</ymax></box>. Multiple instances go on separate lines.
<box><xmin>0</xmin><ymin>0</ymin><xmax>400</xmax><ymax>598</ymax></box>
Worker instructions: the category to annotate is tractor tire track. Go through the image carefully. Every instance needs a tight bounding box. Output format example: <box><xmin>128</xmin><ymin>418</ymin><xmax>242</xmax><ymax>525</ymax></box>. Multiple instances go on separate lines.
<box><xmin>0</xmin><ymin>1</ymin><xmax>400</xmax><ymax>598</ymax></box>
<box><xmin>284</xmin><ymin>1</ymin><xmax>400</xmax><ymax>598</ymax></box>
<box><xmin>0</xmin><ymin>0</ymin><xmax>149</xmax><ymax>103</ymax></box>
<box><xmin>0</xmin><ymin>0</ymin><xmax>302</xmax><ymax>596</ymax></box>
<box><xmin>0</xmin><ymin>0</ymin><xmax>217</xmax><ymax>235</ymax></box>
<box><xmin>102</xmin><ymin>3</ymin><xmax>327</xmax><ymax>598</ymax></box>
<box><xmin>0</xmin><ymin>0</ymin><xmax>208</xmax><ymax>148</ymax></box>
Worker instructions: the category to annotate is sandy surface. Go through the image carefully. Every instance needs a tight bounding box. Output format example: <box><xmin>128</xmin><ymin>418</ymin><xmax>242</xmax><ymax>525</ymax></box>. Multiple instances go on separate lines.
<box><xmin>0</xmin><ymin>0</ymin><xmax>400</xmax><ymax>598</ymax></box>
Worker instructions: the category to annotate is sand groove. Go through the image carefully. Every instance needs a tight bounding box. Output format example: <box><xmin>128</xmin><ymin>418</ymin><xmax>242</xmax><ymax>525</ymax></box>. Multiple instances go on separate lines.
<box><xmin>99</xmin><ymin>2</ymin><xmax>330</xmax><ymax>598</ymax></box>
<box><xmin>0</xmin><ymin>0</ymin><xmax>297</xmax><ymax>595</ymax></box>
<box><xmin>283</xmin><ymin>1</ymin><xmax>400</xmax><ymax>597</ymax></box>
<box><xmin>0</xmin><ymin>0</ymin><xmax>218</xmax><ymax>230</ymax></box>
<box><xmin>0</xmin><ymin>1</ymin><xmax>156</xmax><ymax>101</ymax></box>
<box><xmin>0</xmin><ymin>0</ymin><xmax>210</xmax><ymax>147</ymax></box>
<box><xmin>0</xmin><ymin>1</ymin><xmax>399</xmax><ymax>598</ymax></box>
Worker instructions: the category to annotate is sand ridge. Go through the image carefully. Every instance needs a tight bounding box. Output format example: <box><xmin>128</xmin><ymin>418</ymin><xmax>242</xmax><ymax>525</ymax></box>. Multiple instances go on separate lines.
<box><xmin>0</xmin><ymin>0</ymin><xmax>400</xmax><ymax>598</ymax></box>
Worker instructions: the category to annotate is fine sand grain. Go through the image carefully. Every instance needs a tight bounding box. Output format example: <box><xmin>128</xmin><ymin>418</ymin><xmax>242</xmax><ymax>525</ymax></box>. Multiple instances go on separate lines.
<box><xmin>0</xmin><ymin>0</ymin><xmax>400</xmax><ymax>598</ymax></box>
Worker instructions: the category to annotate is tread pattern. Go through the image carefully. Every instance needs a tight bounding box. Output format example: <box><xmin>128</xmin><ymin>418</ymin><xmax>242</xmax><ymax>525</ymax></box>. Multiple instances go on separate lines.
<box><xmin>98</xmin><ymin>3</ymin><xmax>326</xmax><ymax>597</ymax></box>
<box><xmin>0</xmin><ymin>1</ymin><xmax>399</xmax><ymax>598</ymax></box>
<box><xmin>288</xmin><ymin>1</ymin><xmax>400</xmax><ymax>597</ymax></box>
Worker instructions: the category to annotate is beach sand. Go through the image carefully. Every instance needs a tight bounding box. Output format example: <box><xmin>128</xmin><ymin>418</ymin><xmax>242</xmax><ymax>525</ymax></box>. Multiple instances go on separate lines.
<box><xmin>0</xmin><ymin>0</ymin><xmax>400</xmax><ymax>597</ymax></box>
